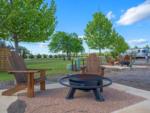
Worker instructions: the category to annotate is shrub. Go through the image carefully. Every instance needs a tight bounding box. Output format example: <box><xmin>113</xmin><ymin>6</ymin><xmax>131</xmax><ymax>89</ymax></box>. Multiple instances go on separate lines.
<box><xmin>58</xmin><ymin>54</ymin><xmax>62</xmax><ymax>58</ymax></box>
<box><xmin>22</xmin><ymin>54</ymin><xmax>28</xmax><ymax>59</ymax></box>
<box><xmin>49</xmin><ymin>55</ymin><xmax>53</xmax><ymax>58</ymax></box>
<box><xmin>54</xmin><ymin>55</ymin><xmax>58</xmax><ymax>58</ymax></box>
<box><xmin>37</xmin><ymin>54</ymin><xmax>42</xmax><ymax>58</ymax></box>
<box><xmin>43</xmin><ymin>54</ymin><xmax>47</xmax><ymax>58</ymax></box>
<box><xmin>62</xmin><ymin>54</ymin><xmax>66</xmax><ymax>60</ymax></box>
<box><xmin>29</xmin><ymin>54</ymin><xmax>34</xmax><ymax>59</ymax></box>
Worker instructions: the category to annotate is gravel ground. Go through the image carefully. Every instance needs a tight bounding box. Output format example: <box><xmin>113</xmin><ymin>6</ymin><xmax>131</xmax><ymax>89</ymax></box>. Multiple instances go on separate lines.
<box><xmin>16</xmin><ymin>88</ymin><xmax>144</xmax><ymax>113</ymax></box>
<box><xmin>105</xmin><ymin>68</ymin><xmax>150</xmax><ymax>91</ymax></box>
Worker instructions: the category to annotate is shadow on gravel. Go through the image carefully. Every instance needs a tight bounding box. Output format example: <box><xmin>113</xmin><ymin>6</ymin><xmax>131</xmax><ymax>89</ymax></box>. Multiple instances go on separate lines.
<box><xmin>7</xmin><ymin>100</ymin><xmax>26</xmax><ymax>113</ymax></box>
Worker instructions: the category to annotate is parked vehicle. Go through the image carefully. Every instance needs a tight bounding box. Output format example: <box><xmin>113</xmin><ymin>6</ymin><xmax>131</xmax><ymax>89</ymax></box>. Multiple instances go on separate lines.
<box><xmin>136</xmin><ymin>49</ymin><xmax>149</xmax><ymax>58</ymax></box>
<box><xmin>124</xmin><ymin>48</ymin><xmax>150</xmax><ymax>58</ymax></box>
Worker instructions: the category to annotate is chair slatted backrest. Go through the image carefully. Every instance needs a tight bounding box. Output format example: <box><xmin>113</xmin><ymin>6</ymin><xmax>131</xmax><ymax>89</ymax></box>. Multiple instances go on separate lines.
<box><xmin>85</xmin><ymin>54</ymin><xmax>101</xmax><ymax>74</ymax></box>
<box><xmin>8</xmin><ymin>51</ymin><xmax>27</xmax><ymax>84</ymax></box>
<box><xmin>124</xmin><ymin>55</ymin><xmax>130</xmax><ymax>62</ymax></box>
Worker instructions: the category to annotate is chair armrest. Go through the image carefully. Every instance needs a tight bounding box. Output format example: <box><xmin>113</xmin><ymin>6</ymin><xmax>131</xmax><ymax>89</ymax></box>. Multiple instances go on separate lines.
<box><xmin>27</xmin><ymin>68</ymin><xmax>49</xmax><ymax>71</ymax></box>
<box><xmin>8</xmin><ymin>70</ymin><xmax>40</xmax><ymax>74</ymax></box>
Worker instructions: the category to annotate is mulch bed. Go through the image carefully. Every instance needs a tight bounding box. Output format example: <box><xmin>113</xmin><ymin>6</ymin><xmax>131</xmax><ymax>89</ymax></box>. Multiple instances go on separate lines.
<box><xmin>10</xmin><ymin>87</ymin><xmax>145</xmax><ymax>113</ymax></box>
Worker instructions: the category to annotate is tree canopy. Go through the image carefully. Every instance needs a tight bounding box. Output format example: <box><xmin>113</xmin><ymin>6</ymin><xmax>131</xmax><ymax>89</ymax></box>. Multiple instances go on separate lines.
<box><xmin>84</xmin><ymin>12</ymin><xmax>112</xmax><ymax>53</ymax></box>
<box><xmin>84</xmin><ymin>11</ymin><xmax>129</xmax><ymax>56</ymax></box>
<box><xmin>69</xmin><ymin>33</ymin><xmax>84</xmax><ymax>55</ymax></box>
<box><xmin>48</xmin><ymin>32</ymin><xmax>84</xmax><ymax>60</ymax></box>
<box><xmin>0</xmin><ymin>0</ymin><xmax>56</xmax><ymax>52</ymax></box>
<box><xmin>110</xmin><ymin>30</ymin><xmax>129</xmax><ymax>56</ymax></box>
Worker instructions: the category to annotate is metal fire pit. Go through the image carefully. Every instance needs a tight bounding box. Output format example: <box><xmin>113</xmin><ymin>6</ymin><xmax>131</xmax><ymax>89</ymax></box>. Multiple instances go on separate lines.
<box><xmin>59</xmin><ymin>74</ymin><xmax>112</xmax><ymax>102</ymax></box>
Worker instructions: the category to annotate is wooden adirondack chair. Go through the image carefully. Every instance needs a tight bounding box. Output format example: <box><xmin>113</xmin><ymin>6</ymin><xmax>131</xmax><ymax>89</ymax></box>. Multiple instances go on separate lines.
<box><xmin>81</xmin><ymin>53</ymin><xmax>105</xmax><ymax>76</ymax></box>
<box><xmin>120</xmin><ymin>55</ymin><xmax>131</xmax><ymax>66</ymax></box>
<box><xmin>2</xmin><ymin>51</ymin><xmax>46</xmax><ymax>97</ymax></box>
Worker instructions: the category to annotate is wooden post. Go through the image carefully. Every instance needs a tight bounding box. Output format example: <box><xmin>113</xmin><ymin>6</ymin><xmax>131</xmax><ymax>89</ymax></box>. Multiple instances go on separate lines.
<box><xmin>27</xmin><ymin>73</ymin><xmax>34</xmax><ymax>97</ymax></box>
<box><xmin>75</xmin><ymin>60</ymin><xmax>77</xmax><ymax>71</ymax></box>
<box><xmin>83</xmin><ymin>59</ymin><xmax>85</xmax><ymax>66</ymax></box>
<box><xmin>40</xmin><ymin>71</ymin><xmax>46</xmax><ymax>91</ymax></box>
<box><xmin>72</xmin><ymin>60</ymin><xmax>74</xmax><ymax>71</ymax></box>
<box><xmin>101</xmin><ymin>68</ymin><xmax>105</xmax><ymax>76</ymax></box>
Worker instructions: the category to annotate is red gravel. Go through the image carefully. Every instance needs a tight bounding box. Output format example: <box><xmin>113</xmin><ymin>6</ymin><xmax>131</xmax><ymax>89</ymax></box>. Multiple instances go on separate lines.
<box><xmin>19</xmin><ymin>88</ymin><xmax>145</xmax><ymax>113</ymax></box>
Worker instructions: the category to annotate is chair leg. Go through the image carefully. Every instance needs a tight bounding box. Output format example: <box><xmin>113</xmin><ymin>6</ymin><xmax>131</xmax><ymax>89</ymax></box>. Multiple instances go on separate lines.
<box><xmin>40</xmin><ymin>71</ymin><xmax>46</xmax><ymax>91</ymax></box>
<box><xmin>2</xmin><ymin>85</ymin><xmax>26</xmax><ymax>96</ymax></box>
<box><xmin>27</xmin><ymin>73</ymin><xmax>34</xmax><ymax>97</ymax></box>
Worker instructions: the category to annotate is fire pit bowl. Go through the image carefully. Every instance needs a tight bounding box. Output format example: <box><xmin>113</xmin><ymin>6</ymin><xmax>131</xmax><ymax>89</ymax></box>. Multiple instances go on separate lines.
<box><xmin>59</xmin><ymin>74</ymin><xmax>112</xmax><ymax>101</ymax></box>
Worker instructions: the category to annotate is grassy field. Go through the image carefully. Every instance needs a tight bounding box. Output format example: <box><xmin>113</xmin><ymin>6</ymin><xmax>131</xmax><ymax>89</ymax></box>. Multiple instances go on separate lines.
<box><xmin>0</xmin><ymin>58</ymin><xmax>71</xmax><ymax>81</ymax></box>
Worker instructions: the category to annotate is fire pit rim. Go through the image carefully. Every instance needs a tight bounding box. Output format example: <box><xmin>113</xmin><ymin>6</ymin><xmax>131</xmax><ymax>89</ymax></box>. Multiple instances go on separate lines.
<box><xmin>59</xmin><ymin>74</ymin><xmax>112</xmax><ymax>89</ymax></box>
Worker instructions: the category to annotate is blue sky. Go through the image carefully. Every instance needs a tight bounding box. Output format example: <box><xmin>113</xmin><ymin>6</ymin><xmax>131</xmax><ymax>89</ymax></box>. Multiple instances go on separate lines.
<box><xmin>19</xmin><ymin>0</ymin><xmax>150</xmax><ymax>54</ymax></box>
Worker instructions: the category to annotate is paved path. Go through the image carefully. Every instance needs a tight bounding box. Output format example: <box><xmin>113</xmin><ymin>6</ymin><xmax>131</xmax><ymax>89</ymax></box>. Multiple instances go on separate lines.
<box><xmin>0</xmin><ymin>83</ymin><xmax>150</xmax><ymax>113</ymax></box>
<box><xmin>111</xmin><ymin>83</ymin><xmax>150</xmax><ymax>113</ymax></box>
<box><xmin>0</xmin><ymin>90</ymin><xmax>17</xmax><ymax>113</ymax></box>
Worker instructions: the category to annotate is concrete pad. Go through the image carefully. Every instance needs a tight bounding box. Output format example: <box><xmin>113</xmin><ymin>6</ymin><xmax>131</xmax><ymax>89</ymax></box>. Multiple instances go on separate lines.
<box><xmin>112</xmin><ymin>100</ymin><xmax>150</xmax><ymax>113</ymax></box>
<box><xmin>132</xmin><ymin>65</ymin><xmax>150</xmax><ymax>69</ymax></box>
<box><xmin>102</xmin><ymin>65</ymin><xmax>149</xmax><ymax>70</ymax></box>
<box><xmin>0</xmin><ymin>95</ymin><xmax>17</xmax><ymax>113</ymax></box>
<box><xmin>110</xmin><ymin>83</ymin><xmax>150</xmax><ymax>99</ymax></box>
<box><xmin>102</xmin><ymin>65</ymin><xmax>128</xmax><ymax>70</ymax></box>
<box><xmin>45</xmin><ymin>83</ymin><xmax>64</xmax><ymax>90</ymax></box>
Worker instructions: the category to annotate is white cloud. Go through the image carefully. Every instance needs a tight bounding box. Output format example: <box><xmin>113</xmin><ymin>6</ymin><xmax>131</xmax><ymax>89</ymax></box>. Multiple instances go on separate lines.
<box><xmin>38</xmin><ymin>42</ymin><xmax>48</xmax><ymax>48</ymax></box>
<box><xmin>128</xmin><ymin>38</ymin><xmax>148</xmax><ymax>46</ymax></box>
<box><xmin>79</xmin><ymin>35</ymin><xmax>84</xmax><ymax>39</ymax></box>
<box><xmin>106</xmin><ymin>11</ymin><xmax>115</xmax><ymax>20</ymax></box>
<box><xmin>117</xmin><ymin>0</ymin><xmax>150</xmax><ymax>25</ymax></box>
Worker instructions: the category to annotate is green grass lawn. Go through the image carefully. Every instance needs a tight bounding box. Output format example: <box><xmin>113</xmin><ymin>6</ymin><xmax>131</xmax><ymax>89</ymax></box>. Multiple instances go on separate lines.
<box><xmin>0</xmin><ymin>58</ymin><xmax>71</xmax><ymax>81</ymax></box>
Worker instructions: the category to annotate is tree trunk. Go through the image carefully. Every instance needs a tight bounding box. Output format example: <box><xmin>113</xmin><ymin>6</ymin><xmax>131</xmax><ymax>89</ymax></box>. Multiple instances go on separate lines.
<box><xmin>66</xmin><ymin>52</ymin><xmax>71</xmax><ymax>60</ymax></box>
<box><xmin>99</xmin><ymin>48</ymin><xmax>101</xmax><ymax>56</ymax></box>
<box><xmin>13</xmin><ymin>34</ymin><xmax>19</xmax><ymax>53</ymax></box>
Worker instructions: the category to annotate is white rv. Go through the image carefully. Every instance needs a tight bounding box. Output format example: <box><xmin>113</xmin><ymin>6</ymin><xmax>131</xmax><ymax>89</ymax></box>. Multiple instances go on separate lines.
<box><xmin>125</xmin><ymin>48</ymin><xmax>149</xmax><ymax>58</ymax></box>
<box><xmin>136</xmin><ymin>49</ymin><xmax>149</xmax><ymax>58</ymax></box>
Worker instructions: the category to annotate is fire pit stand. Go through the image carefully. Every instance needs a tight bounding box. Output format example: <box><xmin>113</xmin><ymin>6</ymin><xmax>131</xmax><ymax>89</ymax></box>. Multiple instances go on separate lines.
<box><xmin>59</xmin><ymin>74</ymin><xmax>112</xmax><ymax>102</ymax></box>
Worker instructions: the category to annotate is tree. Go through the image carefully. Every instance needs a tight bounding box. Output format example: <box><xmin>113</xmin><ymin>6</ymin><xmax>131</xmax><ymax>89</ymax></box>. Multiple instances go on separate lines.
<box><xmin>84</xmin><ymin>12</ymin><xmax>112</xmax><ymax>54</ymax></box>
<box><xmin>110</xmin><ymin>30</ymin><xmax>129</xmax><ymax>57</ymax></box>
<box><xmin>37</xmin><ymin>54</ymin><xmax>42</xmax><ymax>59</ymax></box>
<box><xmin>29</xmin><ymin>54</ymin><xmax>34</xmax><ymax>59</ymax></box>
<box><xmin>48</xmin><ymin>32</ymin><xmax>71</xmax><ymax>60</ymax></box>
<box><xmin>69</xmin><ymin>33</ymin><xmax>84</xmax><ymax>57</ymax></box>
<box><xmin>0</xmin><ymin>0</ymin><xmax>56</xmax><ymax>53</ymax></box>
<box><xmin>133</xmin><ymin>46</ymin><xmax>139</xmax><ymax>49</ymax></box>
<box><xmin>144</xmin><ymin>44</ymin><xmax>150</xmax><ymax>50</ymax></box>
<box><xmin>19</xmin><ymin>46</ymin><xmax>31</xmax><ymax>58</ymax></box>
<box><xmin>48</xmin><ymin>32</ymin><xmax>84</xmax><ymax>60</ymax></box>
